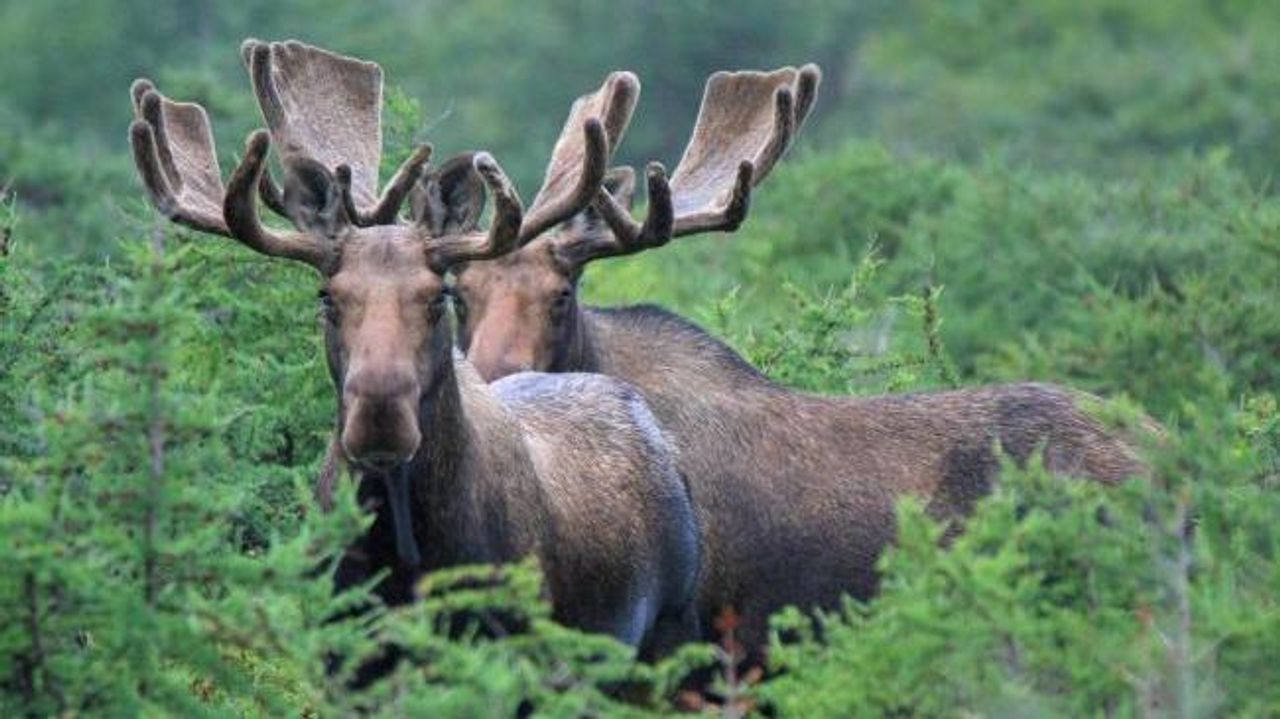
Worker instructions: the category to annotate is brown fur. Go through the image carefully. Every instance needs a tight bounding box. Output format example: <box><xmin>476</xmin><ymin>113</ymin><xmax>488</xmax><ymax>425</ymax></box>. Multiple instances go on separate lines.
<box><xmin>453</xmin><ymin>259</ymin><xmax>1150</xmax><ymax>654</ymax></box>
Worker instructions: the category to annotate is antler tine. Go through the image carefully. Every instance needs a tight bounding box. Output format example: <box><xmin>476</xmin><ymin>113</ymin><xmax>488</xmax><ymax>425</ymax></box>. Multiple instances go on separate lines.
<box><xmin>794</xmin><ymin>63</ymin><xmax>822</xmax><ymax>131</ymax></box>
<box><xmin>518</xmin><ymin>118</ymin><xmax>608</xmax><ymax>243</ymax></box>
<box><xmin>336</xmin><ymin>143</ymin><xmax>434</xmax><ymax>226</ymax></box>
<box><xmin>223</xmin><ymin>130</ymin><xmax>333</xmax><ymax>269</ymax></box>
<box><xmin>425</xmin><ymin>152</ymin><xmax>525</xmax><ymax>270</ymax></box>
<box><xmin>257</xmin><ymin>168</ymin><xmax>288</xmax><ymax>217</ymax></box>
<box><xmin>242</xmin><ymin>39</ymin><xmax>428</xmax><ymax>225</ymax></box>
<box><xmin>579</xmin><ymin>162</ymin><xmax>676</xmax><ymax>261</ymax></box>
<box><xmin>519</xmin><ymin>71</ymin><xmax>639</xmax><ymax>242</ymax></box>
<box><xmin>128</xmin><ymin>79</ymin><xmax>231</xmax><ymax>236</ymax></box>
<box><xmin>666</xmin><ymin>65</ymin><xmax>821</xmax><ymax>238</ymax></box>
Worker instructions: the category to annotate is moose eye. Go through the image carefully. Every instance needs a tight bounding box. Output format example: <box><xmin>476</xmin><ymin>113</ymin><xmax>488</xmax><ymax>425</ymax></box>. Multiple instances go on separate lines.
<box><xmin>317</xmin><ymin>289</ymin><xmax>339</xmax><ymax>322</ymax></box>
<box><xmin>551</xmin><ymin>288</ymin><xmax>573</xmax><ymax>314</ymax></box>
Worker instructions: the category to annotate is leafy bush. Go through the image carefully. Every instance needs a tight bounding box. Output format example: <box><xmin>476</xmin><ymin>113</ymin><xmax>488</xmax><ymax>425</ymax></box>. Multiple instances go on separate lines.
<box><xmin>762</xmin><ymin>422</ymin><xmax>1280</xmax><ymax>717</ymax></box>
<box><xmin>848</xmin><ymin>0</ymin><xmax>1280</xmax><ymax>180</ymax></box>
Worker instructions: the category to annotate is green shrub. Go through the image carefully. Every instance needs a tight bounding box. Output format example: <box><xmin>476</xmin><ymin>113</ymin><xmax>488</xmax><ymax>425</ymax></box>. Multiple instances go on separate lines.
<box><xmin>761</xmin><ymin>404</ymin><xmax>1280</xmax><ymax>717</ymax></box>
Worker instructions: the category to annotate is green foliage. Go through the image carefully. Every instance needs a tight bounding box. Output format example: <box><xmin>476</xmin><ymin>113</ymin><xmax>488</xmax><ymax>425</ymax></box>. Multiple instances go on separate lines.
<box><xmin>703</xmin><ymin>251</ymin><xmax>957</xmax><ymax>395</ymax></box>
<box><xmin>0</xmin><ymin>233</ymin><xmax>350</xmax><ymax>716</ymax></box>
<box><xmin>852</xmin><ymin>0</ymin><xmax>1280</xmax><ymax>180</ymax></box>
<box><xmin>338</xmin><ymin>560</ymin><xmax>700</xmax><ymax>717</ymax></box>
<box><xmin>762</xmin><ymin>430</ymin><xmax>1280</xmax><ymax>717</ymax></box>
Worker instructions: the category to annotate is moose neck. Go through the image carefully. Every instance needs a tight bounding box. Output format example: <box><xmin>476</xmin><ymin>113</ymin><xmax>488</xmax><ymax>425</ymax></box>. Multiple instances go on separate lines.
<box><xmin>408</xmin><ymin>350</ymin><xmax>544</xmax><ymax>570</ymax></box>
<box><xmin>573</xmin><ymin>302</ymin><xmax>776</xmax><ymax>397</ymax></box>
<box><xmin>555</xmin><ymin>297</ymin><xmax>600</xmax><ymax>374</ymax></box>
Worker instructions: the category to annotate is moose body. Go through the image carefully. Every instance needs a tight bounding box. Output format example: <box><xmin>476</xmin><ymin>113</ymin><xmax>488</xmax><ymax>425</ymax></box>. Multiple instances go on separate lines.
<box><xmin>575</xmin><ymin>306</ymin><xmax>1142</xmax><ymax>643</ymax></box>
<box><xmin>452</xmin><ymin>287</ymin><xmax>1146</xmax><ymax>650</ymax></box>
<box><xmin>127</xmin><ymin>40</ymin><xmax>702</xmax><ymax>659</ymax></box>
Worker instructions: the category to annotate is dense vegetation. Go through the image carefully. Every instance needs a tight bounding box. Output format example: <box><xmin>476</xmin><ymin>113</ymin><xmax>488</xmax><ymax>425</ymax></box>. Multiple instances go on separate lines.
<box><xmin>2</xmin><ymin>1</ymin><xmax>1278</xmax><ymax>715</ymax></box>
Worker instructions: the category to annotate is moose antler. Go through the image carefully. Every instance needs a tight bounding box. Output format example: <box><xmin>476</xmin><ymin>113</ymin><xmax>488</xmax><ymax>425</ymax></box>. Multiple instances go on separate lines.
<box><xmin>223</xmin><ymin>130</ymin><xmax>336</xmax><ymax>266</ymax></box>
<box><xmin>128</xmin><ymin>80</ymin><xmax>333</xmax><ymax>268</ymax></box>
<box><xmin>128</xmin><ymin>79</ymin><xmax>229</xmax><ymax>236</ymax></box>
<box><xmin>240</xmin><ymin>38</ymin><xmax>523</xmax><ymax>270</ymax></box>
<box><xmin>582</xmin><ymin>64</ymin><xmax>821</xmax><ymax>260</ymax></box>
<box><xmin>242</xmin><ymin>39</ymin><xmax>432</xmax><ymax>226</ymax></box>
<box><xmin>516</xmin><ymin>71</ymin><xmax>638</xmax><ymax>242</ymax></box>
<box><xmin>406</xmin><ymin>71</ymin><xmax>634</xmax><ymax>247</ymax></box>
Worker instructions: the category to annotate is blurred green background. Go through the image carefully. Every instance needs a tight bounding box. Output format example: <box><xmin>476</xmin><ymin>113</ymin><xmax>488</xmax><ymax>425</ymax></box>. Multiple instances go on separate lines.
<box><xmin>7</xmin><ymin>0</ymin><xmax>1279</xmax><ymax>243</ymax></box>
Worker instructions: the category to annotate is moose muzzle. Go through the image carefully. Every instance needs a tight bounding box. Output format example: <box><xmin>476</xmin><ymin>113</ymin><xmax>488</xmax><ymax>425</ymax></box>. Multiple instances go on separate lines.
<box><xmin>340</xmin><ymin>365</ymin><xmax>421</xmax><ymax>469</ymax></box>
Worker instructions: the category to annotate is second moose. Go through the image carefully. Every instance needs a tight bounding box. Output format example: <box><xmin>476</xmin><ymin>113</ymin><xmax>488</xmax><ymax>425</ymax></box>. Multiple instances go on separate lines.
<box><xmin>448</xmin><ymin>63</ymin><xmax>1150</xmax><ymax>659</ymax></box>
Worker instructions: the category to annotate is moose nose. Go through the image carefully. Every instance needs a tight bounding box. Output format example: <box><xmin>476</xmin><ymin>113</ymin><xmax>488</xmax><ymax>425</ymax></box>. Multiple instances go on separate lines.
<box><xmin>341</xmin><ymin>366</ymin><xmax>421</xmax><ymax>467</ymax></box>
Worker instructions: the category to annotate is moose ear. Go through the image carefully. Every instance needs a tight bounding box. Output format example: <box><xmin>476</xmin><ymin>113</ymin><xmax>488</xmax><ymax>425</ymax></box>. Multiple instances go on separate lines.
<box><xmin>410</xmin><ymin>152</ymin><xmax>487</xmax><ymax>235</ymax></box>
<box><xmin>560</xmin><ymin>166</ymin><xmax>635</xmax><ymax>245</ymax></box>
<box><xmin>282</xmin><ymin>156</ymin><xmax>347</xmax><ymax>238</ymax></box>
<box><xmin>601</xmin><ymin>166</ymin><xmax>636</xmax><ymax>212</ymax></box>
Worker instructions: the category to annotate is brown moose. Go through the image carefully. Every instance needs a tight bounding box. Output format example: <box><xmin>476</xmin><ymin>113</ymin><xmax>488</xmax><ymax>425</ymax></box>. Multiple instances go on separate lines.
<box><xmin>447</xmin><ymin>64</ymin><xmax>1150</xmax><ymax>658</ymax></box>
<box><xmin>126</xmin><ymin>40</ymin><xmax>702</xmax><ymax>663</ymax></box>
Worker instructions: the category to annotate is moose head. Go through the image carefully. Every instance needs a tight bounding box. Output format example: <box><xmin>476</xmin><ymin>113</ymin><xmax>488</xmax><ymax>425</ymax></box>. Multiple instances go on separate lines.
<box><xmin>450</xmin><ymin>65</ymin><xmax>821</xmax><ymax>380</ymax></box>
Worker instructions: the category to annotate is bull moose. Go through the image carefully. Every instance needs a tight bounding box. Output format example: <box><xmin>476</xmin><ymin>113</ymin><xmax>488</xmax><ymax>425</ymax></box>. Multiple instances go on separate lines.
<box><xmin>127</xmin><ymin>40</ymin><xmax>702</xmax><ymax>662</ymax></box>
<box><xmin>444</xmin><ymin>63</ymin><xmax>1150</xmax><ymax>658</ymax></box>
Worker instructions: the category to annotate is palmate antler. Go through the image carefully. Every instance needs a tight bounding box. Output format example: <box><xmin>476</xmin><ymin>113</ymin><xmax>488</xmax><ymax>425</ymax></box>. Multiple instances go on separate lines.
<box><xmin>128</xmin><ymin>79</ymin><xmax>334</xmax><ymax>267</ymax></box>
<box><xmin>129</xmin><ymin>40</ymin><xmax>536</xmax><ymax>273</ymax></box>
<box><xmin>241</xmin><ymin>40</ymin><xmax>432</xmax><ymax>227</ymax></box>
<box><xmin>564</xmin><ymin>64</ymin><xmax>821</xmax><ymax>263</ymax></box>
<box><xmin>244</xmin><ymin>39</ymin><xmax>612</xmax><ymax>266</ymax></box>
<box><xmin>518</xmin><ymin>71</ymin><xmax>637</xmax><ymax>242</ymax></box>
<box><xmin>408</xmin><ymin>70</ymin><xmax>633</xmax><ymax>247</ymax></box>
<box><xmin>128</xmin><ymin>80</ymin><xmax>226</xmax><ymax>235</ymax></box>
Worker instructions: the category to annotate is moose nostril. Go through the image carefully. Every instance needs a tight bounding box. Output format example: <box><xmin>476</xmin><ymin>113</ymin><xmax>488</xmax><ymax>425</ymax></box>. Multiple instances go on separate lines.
<box><xmin>354</xmin><ymin>451</ymin><xmax>402</xmax><ymax>471</ymax></box>
<box><xmin>340</xmin><ymin>413</ymin><xmax>421</xmax><ymax>469</ymax></box>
